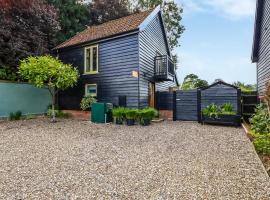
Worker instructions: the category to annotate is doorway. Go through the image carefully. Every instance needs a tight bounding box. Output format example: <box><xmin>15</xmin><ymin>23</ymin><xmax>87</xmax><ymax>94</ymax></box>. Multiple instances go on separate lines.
<box><xmin>149</xmin><ymin>82</ymin><xmax>155</xmax><ymax>108</ymax></box>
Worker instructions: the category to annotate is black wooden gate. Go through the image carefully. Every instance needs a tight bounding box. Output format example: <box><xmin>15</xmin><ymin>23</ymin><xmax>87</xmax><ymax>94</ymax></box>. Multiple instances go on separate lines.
<box><xmin>173</xmin><ymin>89</ymin><xmax>199</xmax><ymax>121</ymax></box>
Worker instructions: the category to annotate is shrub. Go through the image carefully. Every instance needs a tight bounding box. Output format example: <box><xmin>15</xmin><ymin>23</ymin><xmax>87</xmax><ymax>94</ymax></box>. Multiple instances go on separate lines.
<box><xmin>203</xmin><ymin>103</ymin><xmax>236</xmax><ymax>118</ymax></box>
<box><xmin>47</xmin><ymin>109</ymin><xmax>71</xmax><ymax>119</ymax></box>
<box><xmin>125</xmin><ymin>109</ymin><xmax>138</xmax><ymax>120</ymax></box>
<box><xmin>202</xmin><ymin>104</ymin><xmax>221</xmax><ymax>118</ymax></box>
<box><xmin>0</xmin><ymin>66</ymin><xmax>17</xmax><ymax>81</ymax></box>
<box><xmin>9</xmin><ymin>111</ymin><xmax>22</xmax><ymax>120</ymax></box>
<box><xmin>253</xmin><ymin>134</ymin><xmax>270</xmax><ymax>155</ymax></box>
<box><xmin>80</xmin><ymin>95</ymin><xmax>97</xmax><ymax>111</ymax></box>
<box><xmin>137</xmin><ymin>108</ymin><xmax>155</xmax><ymax>124</ymax></box>
<box><xmin>112</xmin><ymin>107</ymin><xmax>126</xmax><ymax>123</ymax></box>
<box><xmin>250</xmin><ymin>104</ymin><xmax>270</xmax><ymax>135</ymax></box>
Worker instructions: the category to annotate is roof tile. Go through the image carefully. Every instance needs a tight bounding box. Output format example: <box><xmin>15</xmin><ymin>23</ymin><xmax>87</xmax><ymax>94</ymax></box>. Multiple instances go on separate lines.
<box><xmin>55</xmin><ymin>10</ymin><xmax>153</xmax><ymax>49</ymax></box>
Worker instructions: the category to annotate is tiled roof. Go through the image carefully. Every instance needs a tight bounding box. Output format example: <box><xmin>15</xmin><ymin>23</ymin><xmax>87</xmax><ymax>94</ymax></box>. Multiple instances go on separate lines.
<box><xmin>55</xmin><ymin>10</ymin><xmax>153</xmax><ymax>49</ymax></box>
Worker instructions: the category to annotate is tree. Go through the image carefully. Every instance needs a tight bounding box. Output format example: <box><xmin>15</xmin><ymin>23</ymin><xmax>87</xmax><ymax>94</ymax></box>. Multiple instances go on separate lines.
<box><xmin>0</xmin><ymin>0</ymin><xmax>60</xmax><ymax>69</ymax></box>
<box><xmin>19</xmin><ymin>56</ymin><xmax>79</xmax><ymax>122</ymax></box>
<box><xmin>46</xmin><ymin>0</ymin><xmax>91</xmax><ymax>44</ymax></box>
<box><xmin>88</xmin><ymin>0</ymin><xmax>131</xmax><ymax>25</ymax></box>
<box><xmin>232</xmin><ymin>81</ymin><xmax>256</xmax><ymax>92</ymax></box>
<box><xmin>136</xmin><ymin>0</ymin><xmax>184</xmax><ymax>50</ymax></box>
<box><xmin>181</xmin><ymin>74</ymin><xmax>208</xmax><ymax>90</ymax></box>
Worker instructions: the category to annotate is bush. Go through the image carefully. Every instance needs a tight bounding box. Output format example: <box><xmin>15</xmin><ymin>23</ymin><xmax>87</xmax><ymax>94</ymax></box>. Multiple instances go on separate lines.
<box><xmin>0</xmin><ymin>66</ymin><xmax>17</xmax><ymax>81</ymax></box>
<box><xmin>9</xmin><ymin>111</ymin><xmax>22</xmax><ymax>120</ymax></box>
<box><xmin>47</xmin><ymin>109</ymin><xmax>71</xmax><ymax>119</ymax></box>
<box><xmin>125</xmin><ymin>109</ymin><xmax>138</xmax><ymax>120</ymax></box>
<box><xmin>253</xmin><ymin>134</ymin><xmax>270</xmax><ymax>155</ymax></box>
<box><xmin>137</xmin><ymin>108</ymin><xmax>156</xmax><ymax>125</ymax></box>
<box><xmin>250</xmin><ymin>104</ymin><xmax>270</xmax><ymax>135</ymax></box>
<box><xmin>112</xmin><ymin>107</ymin><xmax>126</xmax><ymax>123</ymax></box>
<box><xmin>80</xmin><ymin>95</ymin><xmax>97</xmax><ymax>111</ymax></box>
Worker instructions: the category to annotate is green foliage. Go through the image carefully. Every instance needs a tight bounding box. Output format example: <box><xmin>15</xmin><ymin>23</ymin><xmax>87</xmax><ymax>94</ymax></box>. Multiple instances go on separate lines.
<box><xmin>19</xmin><ymin>55</ymin><xmax>79</xmax><ymax>89</ymax></box>
<box><xmin>80</xmin><ymin>95</ymin><xmax>97</xmax><ymax>111</ymax></box>
<box><xmin>25</xmin><ymin>114</ymin><xmax>37</xmax><ymax>120</ymax></box>
<box><xmin>112</xmin><ymin>107</ymin><xmax>156</xmax><ymax>125</ymax></box>
<box><xmin>221</xmin><ymin>103</ymin><xmax>235</xmax><ymax>115</ymax></box>
<box><xmin>0</xmin><ymin>66</ymin><xmax>18</xmax><ymax>81</ymax></box>
<box><xmin>253</xmin><ymin>134</ymin><xmax>270</xmax><ymax>155</ymax></box>
<box><xmin>19</xmin><ymin>55</ymin><xmax>79</xmax><ymax>122</ymax></box>
<box><xmin>203</xmin><ymin>103</ymin><xmax>236</xmax><ymax>119</ymax></box>
<box><xmin>47</xmin><ymin>109</ymin><xmax>71</xmax><ymax>119</ymax></box>
<box><xmin>89</xmin><ymin>0</ymin><xmax>131</xmax><ymax>25</ymax></box>
<box><xmin>136</xmin><ymin>0</ymin><xmax>184</xmax><ymax>50</ymax></box>
<box><xmin>47</xmin><ymin>0</ymin><xmax>91</xmax><ymax>44</ymax></box>
<box><xmin>233</xmin><ymin>81</ymin><xmax>256</xmax><ymax>92</ymax></box>
<box><xmin>250</xmin><ymin>104</ymin><xmax>270</xmax><ymax>135</ymax></box>
<box><xmin>112</xmin><ymin>107</ymin><xmax>126</xmax><ymax>123</ymax></box>
<box><xmin>203</xmin><ymin>104</ymin><xmax>221</xmax><ymax>119</ymax></box>
<box><xmin>9</xmin><ymin>111</ymin><xmax>22</xmax><ymax>120</ymax></box>
<box><xmin>181</xmin><ymin>74</ymin><xmax>208</xmax><ymax>90</ymax></box>
<box><xmin>125</xmin><ymin>109</ymin><xmax>138</xmax><ymax>120</ymax></box>
<box><xmin>0</xmin><ymin>0</ymin><xmax>60</xmax><ymax>69</ymax></box>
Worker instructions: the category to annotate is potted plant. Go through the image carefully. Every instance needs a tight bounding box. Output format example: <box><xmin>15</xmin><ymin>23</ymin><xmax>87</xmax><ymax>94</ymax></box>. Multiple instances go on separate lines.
<box><xmin>138</xmin><ymin>108</ymin><xmax>155</xmax><ymax>126</ymax></box>
<box><xmin>126</xmin><ymin>109</ymin><xmax>137</xmax><ymax>126</ymax></box>
<box><xmin>80</xmin><ymin>95</ymin><xmax>97</xmax><ymax>111</ymax></box>
<box><xmin>112</xmin><ymin>107</ymin><xmax>125</xmax><ymax>125</ymax></box>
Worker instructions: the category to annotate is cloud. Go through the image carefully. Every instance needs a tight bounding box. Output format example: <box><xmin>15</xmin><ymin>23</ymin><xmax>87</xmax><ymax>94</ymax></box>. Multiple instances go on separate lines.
<box><xmin>178</xmin><ymin>0</ymin><xmax>256</xmax><ymax>20</ymax></box>
<box><xmin>204</xmin><ymin>0</ymin><xmax>256</xmax><ymax>19</ymax></box>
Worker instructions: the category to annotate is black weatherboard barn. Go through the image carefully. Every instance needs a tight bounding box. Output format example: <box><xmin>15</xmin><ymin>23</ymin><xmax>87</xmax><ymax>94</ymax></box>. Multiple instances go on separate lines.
<box><xmin>252</xmin><ymin>0</ymin><xmax>270</xmax><ymax>96</ymax></box>
<box><xmin>53</xmin><ymin>6</ymin><xmax>178</xmax><ymax>109</ymax></box>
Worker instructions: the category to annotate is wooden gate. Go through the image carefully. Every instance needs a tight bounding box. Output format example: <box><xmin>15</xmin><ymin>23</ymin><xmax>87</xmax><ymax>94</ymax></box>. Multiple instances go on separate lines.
<box><xmin>173</xmin><ymin>89</ymin><xmax>199</xmax><ymax>121</ymax></box>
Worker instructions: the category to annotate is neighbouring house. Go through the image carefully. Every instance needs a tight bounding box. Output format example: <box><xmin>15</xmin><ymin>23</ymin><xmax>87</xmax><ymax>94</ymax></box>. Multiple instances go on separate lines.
<box><xmin>53</xmin><ymin>6</ymin><xmax>178</xmax><ymax>109</ymax></box>
<box><xmin>252</xmin><ymin>0</ymin><xmax>270</xmax><ymax>96</ymax></box>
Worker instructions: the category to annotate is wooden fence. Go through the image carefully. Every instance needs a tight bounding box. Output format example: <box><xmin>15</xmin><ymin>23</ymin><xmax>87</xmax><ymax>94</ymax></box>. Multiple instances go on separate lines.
<box><xmin>155</xmin><ymin>81</ymin><xmax>243</xmax><ymax>122</ymax></box>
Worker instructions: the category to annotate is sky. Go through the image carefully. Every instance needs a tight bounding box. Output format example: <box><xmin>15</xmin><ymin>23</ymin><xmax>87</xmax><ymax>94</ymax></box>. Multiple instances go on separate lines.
<box><xmin>174</xmin><ymin>0</ymin><xmax>257</xmax><ymax>85</ymax></box>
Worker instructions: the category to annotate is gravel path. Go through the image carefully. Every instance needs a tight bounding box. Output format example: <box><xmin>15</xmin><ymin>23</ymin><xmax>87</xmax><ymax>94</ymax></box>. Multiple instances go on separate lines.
<box><xmin>0</xmin><ymin>119</ymin><xmax>269</xmax><ymax>199</ymax></box>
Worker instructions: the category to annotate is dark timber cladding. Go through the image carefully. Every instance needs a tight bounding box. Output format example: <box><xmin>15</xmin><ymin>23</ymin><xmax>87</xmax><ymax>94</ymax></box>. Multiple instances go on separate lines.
<box><xmin>175</xmin><ymin>89</ymin><xmax>198</xmax><ymax>121</ymax></box>
<box><xmin>57</xmin><ymin>33</ymin><xmax>140</xmax><ymax>109</ymax></box>
<box><xmin>201</xmin><ymin>82</ymin><xmax>240</xmax><ymax>115</ymax></box>
<box><xmin>139</xmin><ymin>12</ymin><xmax>176</xmax><ymax>108</ymax></box>
<box><xmin>252</xmin><ymin>0</ymin><xmax>270</xmax><ymax>96</ymax></box>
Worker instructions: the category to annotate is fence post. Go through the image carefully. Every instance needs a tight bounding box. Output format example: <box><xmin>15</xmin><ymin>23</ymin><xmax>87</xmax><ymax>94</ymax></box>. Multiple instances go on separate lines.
<box><xmin>237</xmin><ymin>89</ymin><xmax>242</xmax><ymax>116</ymax></box>
<box><xmin>173</xmin><ymin>91</ymin><xmax>176</xmax><ymax>121</ymax></box>
<box><xmin>197</xmin><ymin>89</ymin><xmax>202</xmax><ymax>123</ymax></box>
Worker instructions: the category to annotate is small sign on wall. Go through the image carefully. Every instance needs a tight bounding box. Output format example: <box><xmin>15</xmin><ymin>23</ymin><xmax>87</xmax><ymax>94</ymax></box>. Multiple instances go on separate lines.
<box><xmin>132</xmin><ymin>70</ymin><xmax>139</xmax><ymax>78</ymax></box>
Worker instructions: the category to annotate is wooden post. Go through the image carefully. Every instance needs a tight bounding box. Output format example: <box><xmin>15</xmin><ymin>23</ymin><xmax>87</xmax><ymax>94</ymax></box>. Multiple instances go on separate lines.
<box><xmin>197</xmin><ymin>89</ymin><xmax>202</xmax><ymax>123</ymax></box>
<box><xmin>173</xmin><ymin>91</ymin><xmax>176</xmax><ymax>121</ymax></box>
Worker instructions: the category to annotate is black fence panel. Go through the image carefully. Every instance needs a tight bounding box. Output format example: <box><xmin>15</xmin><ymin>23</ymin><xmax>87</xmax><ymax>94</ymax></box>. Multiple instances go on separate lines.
<box><xmin>174</xmin><ymin>89</ymin><xmax>199</xmax><ymax>121</ymax></box>
<box><xmin>241</xmin><ymin>91</ymin><xmax>259</xmax><ymax>121</ymax></box>
<box><xmin>155</xmin><ymin>91</ymin><xmax>173</xmax><ymax>110</ymax></box>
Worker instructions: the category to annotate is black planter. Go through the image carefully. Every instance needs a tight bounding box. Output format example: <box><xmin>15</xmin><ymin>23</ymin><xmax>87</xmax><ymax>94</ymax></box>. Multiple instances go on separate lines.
<box><xmin>140</xmin><ymin>118</ymin><xmax>151</xmax><ymax>126</ymax></box>
<box><xmin>202</xmin><ymin>114</ymin><xmax>241</xmax><ymax>127</ymax></box>
<box><xmin>126</xmin><ymin>119</ymin><xmax>135</xmax><ymax>126</ymax></box>
<box><xmin>115</xmin><ymin>118</ymin><xmax>123</xmax><ymax>125</ymax></box>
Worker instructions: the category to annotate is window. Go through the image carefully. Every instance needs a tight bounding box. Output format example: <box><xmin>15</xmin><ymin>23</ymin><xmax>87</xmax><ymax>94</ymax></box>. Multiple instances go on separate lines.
<box><xmin>84</xmin><ymin>45</ymin><xmax>98</xmax><ymax>74</ymax></box>
<box><xmin>85</xmin><ymin>84</ymin><xmax>97</xmax><ymax>97</ymax></box>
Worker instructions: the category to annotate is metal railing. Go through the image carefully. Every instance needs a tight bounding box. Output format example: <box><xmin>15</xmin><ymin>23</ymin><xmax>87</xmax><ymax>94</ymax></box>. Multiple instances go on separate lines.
<box><xmin>154</xmin><ymin>55</ymin><xmax>175</xmax><ymax>79</ymax></box>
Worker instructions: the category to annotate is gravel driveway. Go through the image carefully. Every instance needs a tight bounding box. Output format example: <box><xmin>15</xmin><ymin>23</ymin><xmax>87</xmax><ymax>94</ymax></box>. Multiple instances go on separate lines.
<box><xmin>0</xmin><ymin>119</ymin><xmax>269</xmax><ymax>199</ymax></box>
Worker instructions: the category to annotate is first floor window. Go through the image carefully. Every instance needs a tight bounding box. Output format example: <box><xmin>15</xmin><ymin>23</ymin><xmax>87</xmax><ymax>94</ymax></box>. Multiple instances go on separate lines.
<box><xmin>85</xmin><ymin>84</ymin><xmax>97</xmax><ymax>97</ymax></box>
<box><xmin>84</xmin><ymin>45</ymin><xmax>99</xmax><ymax>74</ymax></box>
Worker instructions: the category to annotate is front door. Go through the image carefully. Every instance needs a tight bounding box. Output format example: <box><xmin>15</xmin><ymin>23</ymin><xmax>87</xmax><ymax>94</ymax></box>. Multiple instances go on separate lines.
<box><xmin>149</xmin><ymin>82</ymin><xmax>155</xmax><ymax>108</ymax></box>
